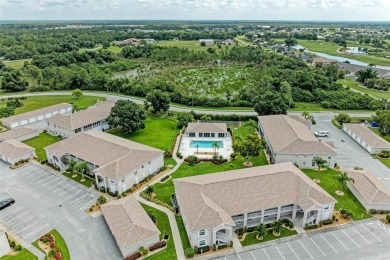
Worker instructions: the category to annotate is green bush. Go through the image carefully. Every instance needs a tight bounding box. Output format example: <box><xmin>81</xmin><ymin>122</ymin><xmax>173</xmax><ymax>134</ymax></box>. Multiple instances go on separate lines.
<box><xmin>185</xmin><ymin>248</ymin><xmax>194</xmax><ymax>258</ymax></box>
<box><xmin>229</xmin><ymin>241</ymin><xmax>233</xmax><ymax>247</ymax></box>
<box><xmin>386</xmin><ymin>214</ymin><xmax>390</xmax><ymax>224</ymax></box>
<box><xmin>159</xmin><ymin>165</ymin><xmax>168</xmax><ymax>172</ymax></box>
<box><xmin>14</xmin><ymin>245</ymin><xmax>22</xmax><ymax>251</ymax></box>
<box><xmin>139</xmin><ymin>246</ymin><xmax>149</xmax><ymax>255</ymax></box>
<box><xmin>212</xmin><ymin>244</ymin><xmax>216</xmax><ymax>251</ymax></box>
<box><xmin>8</xmin><ymin>240</ymin><xmax>16</xmax><ymax>248</ymax></box>
<box><xmin>42</xmin><ymin>236</ymin><xmax>50</xmax><ymax>243</ymax></box>
<box><xmin>197</xmin><ymin>246</ymin><xmax>210</xmax><ymax>254</ymax></box>
<box><xmin>230</xmin><ymin>153</ymin><xmax>237</xmax><ymax>159</ymax></box>
<box><xmin>339</xmin><ymin>208</ymin><xmax>353</xmax><ymax>219</ymax></box>
<box><xmin>187</xmin><ymin>155</ymin><xmax>199</xmax><ymax>166</ymax></box>
<box><xmin>323</xmin><ymin>219</ymin><xmax>334</xmax><ymax>225</ymax></box>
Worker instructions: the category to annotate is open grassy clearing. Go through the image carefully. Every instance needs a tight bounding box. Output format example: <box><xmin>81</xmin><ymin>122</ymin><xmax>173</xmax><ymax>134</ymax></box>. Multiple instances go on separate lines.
<box><xmin>302</xmin><ymin>169</ymin><xmax>370</xmax><ymax>220</ymax></box>
<box><xmin>338</xmin><ymin>78</ymin><xmax>390</xmax><ymax>99</ymax></box>
<box><xmin>240</xmin><ymin>228</ymin><xmax>298</xmax><ymax>246</ymax></box>
<box><xmin>297</xmin><ymin>40</ymin><xmax>390</xmax><ymax>66</ymax></box>
<box><xmin>0</xmin><ymin>248</ymin><xmax>37</xmax><ymax>260</ymax></box>
<box><xmin>108</xmin><ymin>115</ymin><xmax>179</xmax><ymax>152</ymax></box>
<box><xmin>290</xmin><ymin>101</ymin><xmax>373</xmax><ymax>113</ymax></box>
<box><xmin>106</xmin><ymin>45</ymin><xmax>123</xmax><ymax>54</ymax></box>
<box><xmin>154</xmin><ymin>40</ymin><xmax>221</xmax><ymax>51</ymax></box>
<box><xmin>0</xmin><ymin>95</ymin><xmax>105</xmax><ymax>115</ymax></box>
<box><xmin>175</xmin><ymin>215</ymin><xmax>191</xmax><ymax>252</ymax></box>
<box><xmin>23</xmin><ymin>133</ymin><xmax>61</xmax><ymax>161</ymax></box>
<box><xmin>2</xmin><ymin>59</ymin><xmax>32</xmax><ymax>70</ymax></box>
<box><xmin>63</xmin><ymin>172</ymin><xmax>94</xmax><ymax>187</ymax></box>
<box><xmin>141</xmin><ymin>203</ymin><xmax>177</xmax><ymax>260</ymax></box>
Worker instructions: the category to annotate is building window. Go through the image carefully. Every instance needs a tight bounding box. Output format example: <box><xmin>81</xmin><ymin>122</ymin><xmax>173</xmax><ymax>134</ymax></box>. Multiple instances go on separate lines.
<box><xmin>148</xmin><ymin>161</ymin><xmax>151</xmax><ymax>164</ymax></box>
<box><xmin>218</xmin><ymin>133</ymin><xmax>225</xmax><ymax>138</ymax></box>
<box><xmin>189</xmin><ymin>132</ymin><xmax>195</xmax><ymax>137</ymax></box>
<box><xmin>328</xmin><ymin>156</ymin><xmax>331</xmax><ymax>160</ymax></box>
<box><xmin>204</xmin><ymin>133</ymin><xmax>210</xmax><ymax>137</ymax></box>
<box><xmin>198</xmin><ymin>230</ymin><xmax>206</xmax><ymax>236</ymax></box>
<box><xmin>142</xmin><ymin>165</ymin><xmax>144</xmax><ymax>168</ymax></box>
<box><xmin>198</xmin><ymin>240</ymin><xmax>206</xmax><ymax>247</ymax></box>
<box><xmin>199</xmin><ymin>133</ymin><xmax>203</xmax><ymax>137</ymax></box>
<box><xmin>211</xmin><ymin>133</ymin><xmax>215</xmax><ymax>137</ymax></box>
<box><xmin>324</xmin><ymin>204</ymin><xmax>329</xmax><ymax>210</ymax></box>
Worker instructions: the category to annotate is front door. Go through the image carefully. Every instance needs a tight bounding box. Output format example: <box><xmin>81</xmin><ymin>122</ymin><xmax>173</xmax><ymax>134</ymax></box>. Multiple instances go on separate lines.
<box><xmin>135</xmin><ymin>176</ymin><xmax>139</xmax><ymax>184</ymax></box>
<box><xmin>122</xmin><ymin>183</ymin><xmax>126</xmax><ymax>192</ymax></box>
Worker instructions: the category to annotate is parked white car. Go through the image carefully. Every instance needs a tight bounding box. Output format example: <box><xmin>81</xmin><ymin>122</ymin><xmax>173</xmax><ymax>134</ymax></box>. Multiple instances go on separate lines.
<box><xmin>315</xmin><ymin>131</ymin><xmax>330</xmax><ymax>137</ymax></box>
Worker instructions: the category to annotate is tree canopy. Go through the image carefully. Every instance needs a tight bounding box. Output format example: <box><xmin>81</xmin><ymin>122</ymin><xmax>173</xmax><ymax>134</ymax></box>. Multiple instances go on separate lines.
<box><xmin>107</xmin><ymin>100</ymin><xmax>146</xmax><ymax>134</ymax></box>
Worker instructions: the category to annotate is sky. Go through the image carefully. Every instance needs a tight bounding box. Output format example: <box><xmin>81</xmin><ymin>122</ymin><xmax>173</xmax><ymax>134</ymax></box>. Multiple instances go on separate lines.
<box><xmin>0</xmin><ymin>0</ymin><xmax>389</xmax><ymax>21</ymax></box>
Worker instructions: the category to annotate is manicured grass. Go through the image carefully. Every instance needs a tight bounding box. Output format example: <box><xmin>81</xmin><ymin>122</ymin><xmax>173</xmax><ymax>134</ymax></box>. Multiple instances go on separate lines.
<box><xmin>153</xmin><ymin>155</ymin><xmax>268</xmax><ymax>206</ymax></box>
<box><xmin>338</xmin><ymin>78</ymin><xmax>390</xmax><ymax>99</ymax></box>
<box><xmin>108</xmin><ymin>115</ymin><xmax>179</xmax><ymax>152</ymax></box>
<box><xmin>3</xmin><ymin>59</ymin><xmax>32</xmax><ymax>70</ymax></box>
<box><xmin>141</xmin><ymin>203</ymin><xmax>176</xmax><ymax>260</ymax></box>
<box><xmin>302</xmin><ymin>169</ymin><xmax>371</xmax><ymax>220</ymax></box>
<box><xmin>378</xmin><ymin>158</ymin><xmax>390</xmax><ymax>169</ymax></box>
<box><xmin>164</xmin><ymin>157</ymin><xmax>177</xmax><ymax>168</ymax></box>
<box><xmin>23</xmin><ymin>133</ymin><xmax>60</xmax><ymax>161</ymax></box>
<box><xmin>289</xmin><ymin>101</ymin><xmax>373</xmax><ymax>113</ymax></box>
<box><xmin>0</xmin><ymin>95</ymin><xmax>105</xmax><ymax>115</ymax></box>
<box><xmin>32</xmin><ymin>229</ymin><xmax>70</xmax><ymax>260</ymax></box>
<box><xmin>297</xmin><ymin>40</ymin><xmax>390</xmax><ymax>66</ymax></box>
<box><xmin>175</xmin><ymin>215</ymin><xmax>191</xmax><ymax>251</ymax></box>
<box><xmin>0</xmin><ymin>248</ymin><xmax>37</xmax><ymax>260</ymax></box>
<box><xmin>106</xmin><ymin>45</ymin><xmax>123</xmax><ymax>54</ymax></box>
<box><xmin>62</xmin><ymin>172</ymin><xmax>94</xmax><ymax>188</ymax></box>
<box><xmin>241</xmin><ymin>228</ymin><xmax>298</xmax><ymax>246</ymax></box>
<box><xmin>154</xmin><ymin>40</ymin><xmax>220</xmax><ymax>51</ymax></box>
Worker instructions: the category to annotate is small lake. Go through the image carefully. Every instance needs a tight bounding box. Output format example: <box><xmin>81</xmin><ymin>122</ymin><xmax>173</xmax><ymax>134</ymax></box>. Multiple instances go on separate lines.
<box><xmin>293</xmin><ymin>44</ymin><xmax>390</xmax><ymax>70</ymax></box>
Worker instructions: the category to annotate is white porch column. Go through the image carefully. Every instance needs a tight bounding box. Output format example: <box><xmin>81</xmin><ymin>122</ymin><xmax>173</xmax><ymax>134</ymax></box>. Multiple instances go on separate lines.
<box><xmin>212</xmin><ymin>230</ymin><xmax>217</xmax><ymax>245</ymax></box>
<box><xmin>261</xmin><ymin>210</ymin><xmax>265</xmax><ymax>223</ymax></box>
<box><xmin>292</xmin><ymin>204</ymin><xmax>297</xmax><ymax>220</ymax></box>
<box><xmin>315</xmin><ymin>209</ymin><xmax>322</xmax><ymax>225</ymax></box>
<box><xmin>276</xmin><ymin>206</ymin><xmax>281</xmax><ymax>220</ymax></box>
<box><xmin>302</xmin><ymin>211</ymin><xmax>307</xmax><ymax>227</ymax></box>
<box><xmin>243</xmin><ymin>213</ymin><xmax>248</xmax><ymax>227</ymax></box>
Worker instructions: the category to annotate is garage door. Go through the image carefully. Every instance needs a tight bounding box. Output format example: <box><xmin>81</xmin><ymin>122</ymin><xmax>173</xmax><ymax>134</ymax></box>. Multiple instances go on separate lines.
<box><xmin>37</xmin><ymin>115</ymin><xmax>44</xmax><ymax>120</ymax></box>
<box><xmin>45</xmin><ymin>113</ymin><xmax>51</xmax><ymax>118</ymax></box>
<box><xmin>29</xmin><ymin>117</ymin><xmax>36</xmax><ymax>123</ymax></box>
<box><xmin>11</xmin><ymin>122</ymin><xmax>18</xmax><ymax>128</ymax></box>
<box><xmin>60</xmin><ymin>109</ymin><xmax>66</xmax><ymax>113</ymax></box>
<box><xmin>66</xmin><ymin>107</ymin><xmax>72</xmax><ymax>112</ymax></box>
<box><xmin>53</xmin><ymin>111</ymin><xmax>58</xmax><ymax>116</ymax></box>
<box><xmin>20</xmin><ymin>120</ymin><xmax>28</xmax><ymax>125</ymax></box>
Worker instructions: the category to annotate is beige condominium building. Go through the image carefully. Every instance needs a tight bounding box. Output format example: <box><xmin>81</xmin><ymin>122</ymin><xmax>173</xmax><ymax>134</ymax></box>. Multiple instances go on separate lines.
<box><xmin>258</xmin><ymin>115</ymin><xmax>336</xmax><ymax>169</ymax></box>
<box><xmin>174</xmin><ymin>162</ymin><xmax>336</xmax><ymax>248</ymax></box>
<box><xmin>45</xmin><ymin>130</ymin><xmax>164</xmax><ymax>195</ymax></box>
<box><xmin>0</xmin><ymin>139</ymin><xmax>36</xmax><ymax>165</ymax></box>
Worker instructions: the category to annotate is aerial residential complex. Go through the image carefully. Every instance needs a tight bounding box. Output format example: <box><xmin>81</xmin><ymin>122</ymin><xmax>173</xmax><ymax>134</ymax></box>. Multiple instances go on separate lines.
<box><xmin>45</xmin><ymin>130</ymin><xmax>164</xmax><ymax>195</ymax></box>
<box><xmin>258</xmin><ymin>115</ymin><xmax>336</xmax><ymax>168</ymax></box>
<box><xmin>174</xmin><ymin>162</ymin><xmax>336</xmax><ymax>248</ymax></box>
<box><xmin>46</xmin><ymin>100</ymin><xmax>115</xmax><ymax>138</ymax></box>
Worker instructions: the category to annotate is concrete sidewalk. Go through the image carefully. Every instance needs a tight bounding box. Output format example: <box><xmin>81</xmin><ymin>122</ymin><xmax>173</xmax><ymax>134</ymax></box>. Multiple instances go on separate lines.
<box><xmin>26</xmin><ymin>244</ymin><xmax>46</xmax><ymax>260</ymax></box>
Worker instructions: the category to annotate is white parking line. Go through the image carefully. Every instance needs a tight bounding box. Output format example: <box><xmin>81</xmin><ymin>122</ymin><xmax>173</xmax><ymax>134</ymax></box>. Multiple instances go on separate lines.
<box><xmin>10</xmin><ymin>215</ymin><xmax>36</xmax><ymax>229</ymax></box>
<box><xmin>0</xmin><ymin>207</ymin><xmax>24</xmax><ymax>219</ymax></box>
<box><xmin>6</xmin><ymin>210</ymin><xmax>30</xmax><ymax>224</ymax></box>
<box><xmin>47</xmin><ymin>180</ymin><xmax>67</xmax><ymax>191</ymax></box>
<box><xmin>80</xmin><ymin>198</ymin><xmax>96</xmax><ymax>210</ymax></box>
<box><xmin>298</xmin><ymin>240</ymin><xmax>314</xmax><ymax>259</ymax></box>
<box><xmin>62</xmin><ymin>190</ymin><xmax>84</xmax><ymax>203</ymax></box>
<box><xmin>287</xmin><ymin>242</ymin><xmax>300</xmax><ymax>260</ymax></box>
<box><xmin>320</xmin><ymin>234</ymin><xmax>338</xmax><ymax>254</ymax></box>
<box><xmin>361</xmin><ymin>224</ymin><xmax>382</xmax><ymax>242</ymax></box>
<box><xmin>24</xmin><ymin>223</ymin><xmax>50</xmax><ymax>239</ymax></box>
<box><xmin>52</xmin><ymin>182</ymin><xmax>73</xmax><ymax>193</ymax></box>
<box><xmin>57</xmin><ymin>185</ymin><xmax>79</xmax><ymax>197</ymax></box>
<box><xmin>274</xmin><ymin>245</ymin><xmax>286</xmax><ymax>260</ymax></box>
<box><xmin>309</xmin><ymin>237</ymin><xmax>326</xmax><ymax>256</ymax></box>
<box><xmin>69</xmin><ymin>193</ymin><xmax>89</xmax><ymax>204</ymax></box>
<box><xmin>237</xmin><ymin>254</ymin><xmax>242</xmax><ymax>260</ymax></box>
<box><xmin>341</xmin><ymin>229</ymin><xmax>360</xmax><ymax>248</ymax></box>
<box><xmin>40</xmin><ymin>177</ymin><xmax>60</xmax><ymax>187</ymax></box>
<box><xmin>262</xmin><ymin>248</ymin><xmax>270</xmax><ymax>260</ymax></box>
<box><xmin>331</xmin><ymin>232</ymin><xmax>349</xmax><ymax>251</ymax></box>
<box><xmin>250</xmin><ymin>251</ymin><xmax>256</xmax><ymax>260</ymax></box>
<box><xmin>352</xmin><ymin>227</ymin><xmax>371</xmax><ymax>245</ymax></box>
<box><xmin>17</xmin><ymin>218</ymin><xmax>44</xmax><ymax>233</ymax></box>
<box><xmin>35</xmin><ymin>174</ymin><xmax>54</xmax><ymax>184</ymax></box>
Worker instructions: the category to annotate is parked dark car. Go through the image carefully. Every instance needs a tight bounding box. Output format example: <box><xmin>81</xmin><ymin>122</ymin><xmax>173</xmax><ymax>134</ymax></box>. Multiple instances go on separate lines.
<box><xmin>0</xmin><ymin>198</ymin><xmax>15</xmax><ymax>210</ymax></box>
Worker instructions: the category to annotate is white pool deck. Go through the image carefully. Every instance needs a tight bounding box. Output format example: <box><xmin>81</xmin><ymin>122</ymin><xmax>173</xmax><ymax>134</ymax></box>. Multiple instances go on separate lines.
<box><xmin>180</xmin><ymin>136</ymin><xmax>233</xmax><ymax>159</ymax></box>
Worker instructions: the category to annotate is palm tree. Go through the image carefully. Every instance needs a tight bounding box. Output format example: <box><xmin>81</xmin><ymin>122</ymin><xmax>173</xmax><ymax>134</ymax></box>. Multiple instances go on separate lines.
<box><xmin>75</xmin><ymin>161</ymin><xmax>89</xmax><ymax>182</ymax></box>
<box><xmin>67</xmin><ymin>159</ymin><xmax>76</xmax><ymax>172</ymax></box>
<box><xmin>313</xmin><ymin>157</ymin><xmax>328</xmax><ymax>181</ymax></box>
<box><xmin>211</xmin><ymin>141</ymin><xmax>220</xmax><ymax>155</ymax></box>
<box><xmin>273</xmin><ymin>221</ymin><xmax>282</xmax><ymax>235</ymax></box>
<box><xmin>334</xmin><ymin>172</ymin><xmax>355</xmax><ymax>191</ymax></box>
<box><xmin>301</xmin><ymin>111</ymin><xmax>310</xmax><ymax>119</ymax></box>
<box><xmin>195</xmin><ymin>144</ymin><xmax>199</xmax><ymax>155</ymax></box>
<box><xmin>146</xmin><ymin>185</ymin><xmax>154</xmax><ymax>195</ymax></box>
<box><xmin>255</xmin><ymin>224</ymin><xmax>267</xmax><ymax>240</ymax></box>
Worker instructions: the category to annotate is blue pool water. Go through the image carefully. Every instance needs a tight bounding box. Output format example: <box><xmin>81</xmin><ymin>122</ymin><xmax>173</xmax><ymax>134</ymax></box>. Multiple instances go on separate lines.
<box><xmin>190</xmin><ymin>140</ymin><xmax>224</xmax><ymax>148</ymax></box>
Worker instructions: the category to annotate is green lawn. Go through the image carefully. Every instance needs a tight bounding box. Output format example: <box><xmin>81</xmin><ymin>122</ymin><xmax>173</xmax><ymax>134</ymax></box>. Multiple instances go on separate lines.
<box><xmin>3</xmin><ymin>59</ymin><xmax>32</xmax><ymax>70</ymax></box>
<box><xmin>289</xmin><ymin>101</ymin><xmax>373</xmax><ymax>113</ymax></box>
<box><xmin>141</xmin><ymin>204</ymin><xmax>176</xmax><ymax>260</ymax></box>
<box><xmin>338</xmin><ymin>78</ymin><xmax>390</xmax><ymax>99</ymax></box>
<box><xmin>153</xmin><ymin>154</ymin><xmax>268</xmax><ymax>206</ymax></box>
<box><xmin>164</xmin><ymin>157</ymin><xmax>177</xmax><ymax>168</ymax></box>
<box><xmin>62</xmin><ymin>172</ymin><xmax>94</xmax><ymax>187</ymax></box>
<box><xmin>154</xmin><ymin>40</ymin><xmax>220</xmax><ymax>51</ymax></box>
<box><xmin>175</xmin><ymin>215</ymin><xmax>191</xmax><ymax>251</ymax></box>
<box><xmin>378</xmin><ymin>158</ymin><xmax>390</xmax><ymax>169</ymax></box>
<box><xmin>0</xmin><ymin>95</ymin><xmax>105</xmax><ymax>115</ymax></box>
<box><xmin>23</xmin><ymin>133</ymin><xmax>61</xmax><ymax>161</ymax></box>
<box><xmin>107</xmin><ymin>45</ymin><xmax>123</xmax><ymax>54</ymax></box>
<box><xmin>108</xmin><ymin>115</ymin><xmax>179</xmax><ymax>152</ymax></box>
<box><xmin>241</xmin><ymin>228</ymin><xmax>298</xmax><ymax>247</ymax></box>
<box><xmin>302</xmin><ymin>169</ymin><xmax>370</xmax><ymax>220</ymax></box>
<box><xmin>297</xmin><ymin>40</ymin><xmax>390</xmax><ymax>66</ymax></box>
<box><xmin>32</xmin><ymin>229</ymin><xmax>70</xmax><ymax>260</ymax></box>
<box><xmin>0</xmin><ymin>248</ymin><xmax>37</xmax><ymax>260</ymax></box>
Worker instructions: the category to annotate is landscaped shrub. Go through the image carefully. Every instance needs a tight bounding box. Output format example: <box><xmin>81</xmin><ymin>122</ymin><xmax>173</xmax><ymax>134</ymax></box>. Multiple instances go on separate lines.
<box><xmin>160</xmin><ymin>175</ymin><xmax>169</xmax><ymax>182</ymax></box>
<box><xmin>339</xmin><ymin>208</ymin><xmax>353</xmax><ymax>219</ymax></box>
<box><xmin>14</xmin><ymin>245</ymin><xmax>22</xmax><ymax>251</ymax></box>
<box><xmin>139</xmin><ymin>247</ymin><xmax>148</xmax><ymax>255</ymax></box>
<box><xmin>235</xmin><ymin>228</ymin><xmax>244</xmax><ymax>236</ymax></box>
<box><xmin>124</xmin><ymin>252</ymin><xmax>141</xmax><ymax>260</ymax></box>
<box><xmin>386</xmin><ymin>214</ymin><xmax>390</xmax><ymax>224</ymax></box>
<box><xmin>164</xmin><ymin>150</ymin><xmax>172</xmax><ymax>158</ymax></box>
<box><xmin>8</xmin><ymin>240</ymin><xmax>16</xmax><ymax>248</ymax></box>
<box><xmin>212</xmin><ymin>244</ymin><xmax>216</xmax><ymax>251</ymax></box>
<box><xmin>229</xmin><ymin>241</ymin><xmax>233</xmax><ymax>247</ymax></box>
<box><xmin>185</xmin><ymin>248</ymin><xmax>194</xmax><ymax>258</ymax></box>
<box><xmin>230</xmin><ymin>153</ymin><xmax>237</xmax><ymax>159</ymax></box>
<box><xmin>246</xmin><ymin>226</ymin><xmax>256</xmax><ymax>232</ymax></box>
<box><xmin>159</xmin><ymin>166</ymin><xmax>168</xmax><ymax>172</ymax></box>
<box><xmin>218</xmin><ymin>244</ymin><xmax>228</xmax><ymax>250</ymax></box>
<box><xmin>140</xmin><ymin>192</ymin><xmax>175</xmax><ymax>211</ymax></box>
<box><xmin>42</xmin><ymin>236</ymin><xmax>50</xmax><ymax>243</ymax></box>
<box><xmin>187</xmin><ymin>155</ymin><xmax>199</xmax><ymax>166</ymax></box>
<box><xmin>176</xmin><ymin>152</ymin><xmax>183</xmax><ymax>159</ymax></box>
<box><xmin>378</xmin><ymin>150</ymin><xmax>390</xmax><ymax>158</ymax></box>
<box><xmin>304</xmin><ymin>224</ymin><xmax>318</xmax><ymax>230</ymax></box>
<box><xmin>149</xmin><ymin>241</ymin><xmax>166</xmax><ymax>251</ymax></box>
<box><xmin>322</xmin><ymin>219</ymin><xmax>334</xmax><ymax>225</ymax></box>
<box><xmin>197</xmin><ymin>246</ymin><xmax>210</xmax><ymax>254</ymax></box>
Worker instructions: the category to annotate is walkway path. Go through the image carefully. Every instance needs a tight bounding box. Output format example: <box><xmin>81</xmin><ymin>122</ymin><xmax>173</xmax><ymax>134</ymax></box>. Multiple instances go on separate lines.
<box><xmin>26</xmin><ymin>244</ymin><xmax>46</xmax><ymax>260</ymax></box>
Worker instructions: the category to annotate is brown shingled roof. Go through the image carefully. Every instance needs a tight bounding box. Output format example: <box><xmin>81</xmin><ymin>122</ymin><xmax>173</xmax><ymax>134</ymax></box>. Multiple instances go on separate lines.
<box><xmin>174</xmin><ymin>162</ymin><xmax>336</xmax><ymax>231</ymax></box>
<box><xmin>343</xmin><ymin>123</ymin><xmax>390</xmax><ymax>149</ymax></box>
<box><xmin>186</xmin><ymin>123</ymin><xmax>227</xmax><ymax>133</ymax></box>
<box><xmin>101</xmin><ymin>196</ymin><xmax>160</xmax><ymax>254</ymax></box>
<box><xmin>0</xmin><ymin>139</ymin><xmax>35</xmax><ymax>159</ymax></box>
<box><xmin>0</xmin><ymin>127</ymin><xmax>38</xmax><ymax>141</ymax></box>
<box><xmin>259</xmin><ymin>115</ymin><xmax>336</xmax><ymax>155</ymax></box>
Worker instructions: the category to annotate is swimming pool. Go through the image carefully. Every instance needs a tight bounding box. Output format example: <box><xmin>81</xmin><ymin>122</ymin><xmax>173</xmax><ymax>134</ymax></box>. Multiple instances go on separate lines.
<box><xmin>190</xmin><ymin>140</ymin><xmax>224</xmax><ymax>148</ymax></box>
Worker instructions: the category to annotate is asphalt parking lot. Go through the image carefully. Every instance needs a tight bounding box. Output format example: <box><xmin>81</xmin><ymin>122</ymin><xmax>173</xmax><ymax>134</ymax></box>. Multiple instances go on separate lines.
<box><xmin>216</xmin><ymin>220</ymin><xmax>390</xmax><ymax>260</ymax></box>
<box><xmin>0</xmin><ymin>161</ymin><xmax>122</xmax><ymax>259</ymax></box>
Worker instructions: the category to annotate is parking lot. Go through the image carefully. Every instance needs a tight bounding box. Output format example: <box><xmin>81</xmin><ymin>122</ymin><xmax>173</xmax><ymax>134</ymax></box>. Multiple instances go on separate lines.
<box><xmin>216</xmin><ymin>220</ymin><xmax>390</xmax><ymax>260</ymax></box>
<box><xmin>14</xmin><ymin>163</ymin><xmax>97</xmax><ymax>211</ymax></box>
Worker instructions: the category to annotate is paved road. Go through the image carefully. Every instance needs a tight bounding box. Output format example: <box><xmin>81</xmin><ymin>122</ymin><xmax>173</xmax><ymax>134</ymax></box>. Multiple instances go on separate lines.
<box><xmin>0</xmin><ymin>161</ymin><xmax>122</xmax><ymax>260</ymax></box>
<box><xmin>1</xmin><ymin>91</ymin><xmax>375</xmax><ymax>117</ymax></box>
<box><xmin>311</xmin><ymin>113</ymin><xmax>390</xmax><ymax>188</ymax></box>
<box><xmin>212</xmin><ymin>219</ymin><xmax>390</xmax><ymax>260</ymax></box>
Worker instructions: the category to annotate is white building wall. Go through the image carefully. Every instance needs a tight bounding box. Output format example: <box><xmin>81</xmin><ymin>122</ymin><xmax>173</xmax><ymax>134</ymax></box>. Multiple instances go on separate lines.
<box><xmin>121</xmin><ymin>236</ymin><xmax>160</xmax><ymax>258</ymax></box>
<box><xmin>275</xmin><ymin>154</ymin><xmax>336</xmax><ymax>169</ymax></box>
<box><xmin>0</xmin><ymin>230</ymin><xmax>11</xmax><ymax>258</ymax></box>
<box><xmin>0</xmin><ymin>151</ymin><xmax>36</xmax><ymax>165</ymax></box>
<box><xmin>347</xmin><ymin>182</ymin><xmax>390</xmax><ymax>210</ymax></box>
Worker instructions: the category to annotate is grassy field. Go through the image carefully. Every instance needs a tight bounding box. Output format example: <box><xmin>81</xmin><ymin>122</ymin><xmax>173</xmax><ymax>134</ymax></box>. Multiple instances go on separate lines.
<box><xmin>241</xmin><ymin>228</ymin><xmax>298</xmax><ymax>246</ymax></box>
<box><xmin>176</xmin><ymin>215</ymin><xmax>191</xmax><ymax>251</ymax></box>
<box><xmin>3</xmin><ymin>59</ymin><xmax>32</xmax><ymax>70</ymax></box>
<box><xmin>63</xmin><ymin>172</ymin><xmax>94</xmax><ymax>187</ymax></box>
<box><xmin>297</xmin><ymin>40</ymin><xmax>390</xmax><ymax>66</ymax></box>
<box><xmin>338</xmin><ymin>77</ymin><xmax>390</xmax><ymax>99</ymax></box>
<box><xmin>0</xmin><ymin>95</ymin><xmax>105</xmax><ymax>115</ymax></box>
<box><xmin>164</xmin><ymin>157</ymin><xmax>177</xmax><ymax>168</ymax></box>
<box><xmin>302</xmin><ymin>169</ymin><xmax>370</xmax><ymax>220</ymax></box>
<box><xmin>141</xmin><ymin>204</ymin><xmax>177</xmax><ymax>260</ymax></box>
<box><xmin>23</xmin><ymin>133</ymin><xmax>60</xmax><ymax>161</ymax></box>
<box><xmin>154</xmin><ymin>40</ymin><xmax>221</xmax><ymax>51</ymax></box>
<box><xmin>107</xmin><ymin>45</ymin><xmax>123</xmax><ymax>54</ymax></box>
<box><xmin>0</xmin><ymin>248</ymin><xmax>37</xmax><ymax>260</ymax></box>
<box><xmin>108</xmin><ymin>115</ymin><xmax>179</xmax><ymax>152</ymax></box>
